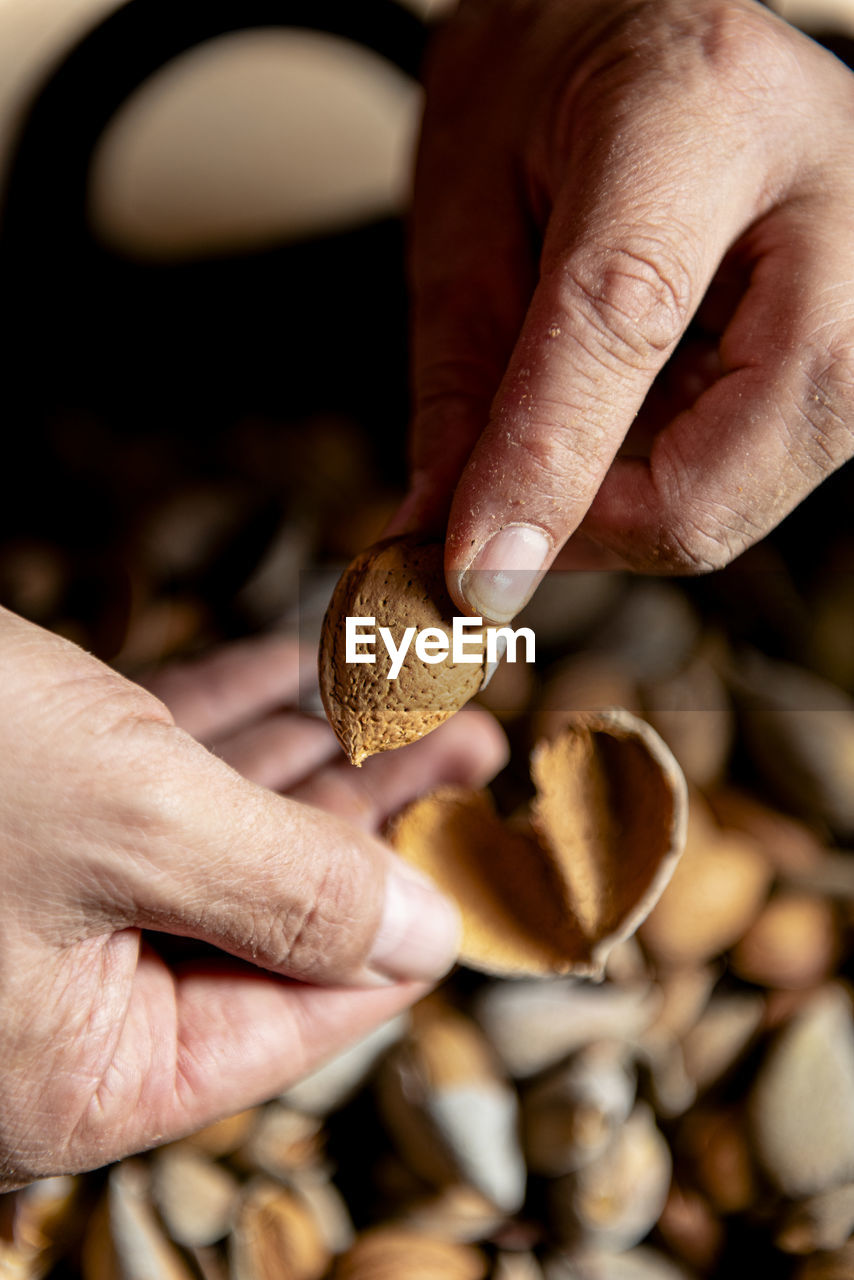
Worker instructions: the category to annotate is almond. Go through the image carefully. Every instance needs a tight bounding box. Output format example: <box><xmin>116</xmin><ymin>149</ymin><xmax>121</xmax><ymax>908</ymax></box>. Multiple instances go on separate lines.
<box><xmin>391</xmin><ymin>709</ymin><xmax>687</xmax><ymax>978</ymax></box>
<box><xmin>318</xmin><ymin>537</ymin><xmax>486</xmax><ymax>766</ymax></box>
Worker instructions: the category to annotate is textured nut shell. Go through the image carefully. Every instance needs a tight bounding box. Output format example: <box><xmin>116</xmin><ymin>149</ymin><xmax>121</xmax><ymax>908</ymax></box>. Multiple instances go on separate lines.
<box><xmin>319</xmin><ymin>537</ymin><xmax>486</xmax><ymax>765</ymax></box>
<box><xmin>391</xmin><ymin>709</ymin><xmax>687</xmax><ymax>978</ymax></box>
<box><xmin>230</xmin><ymin>1180</ymin><xmax>329</xmax><ymax>1280</ymax></box>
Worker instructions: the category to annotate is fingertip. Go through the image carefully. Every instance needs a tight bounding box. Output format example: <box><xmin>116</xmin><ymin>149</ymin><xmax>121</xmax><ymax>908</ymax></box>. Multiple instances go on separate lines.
<box><xmin>367</xmin><ymin>861</ymin><xmax>462</xmax><ymax>984</ymax></box>
<box><xmin>452</xmin><ymin>523</ymin><xmax>553</xmax><ymax>624</ymax></box>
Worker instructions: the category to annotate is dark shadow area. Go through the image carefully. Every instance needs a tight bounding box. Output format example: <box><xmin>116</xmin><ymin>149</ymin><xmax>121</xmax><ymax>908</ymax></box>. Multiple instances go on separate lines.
<box><xmin>0</xmin><ymin>0</ymin><xmax>426</xmax><ymax>652</ymax></box>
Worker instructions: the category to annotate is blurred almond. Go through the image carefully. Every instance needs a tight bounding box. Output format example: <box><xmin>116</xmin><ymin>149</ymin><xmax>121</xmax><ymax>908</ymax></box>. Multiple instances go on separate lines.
<box><xmin>680</xmin><ymin>993</ymin><xmax>765</xmax><ymax>1094</ymax></box>
<box><xmin>679</xmin><ymin>1109</ymin><xmax>756</xmax><ymax>1216</ymax></box>
<box><xmin>152</xmin><ymin>1147</ymin><xmax>237</xmax><ymax>1248</ymax></box>
<box><xmin>229</xmin><ymin>1180</ymin><xmax>330</xmax><ymax>1280</ymax></box>
<box><xmin>183</xmin><ymin>1110</ymin><xmax>258</xmax><ymax>1159</ymax></box>
<box><xmin>657</xmin><ymin>1181</ymin><xmax>723</xmax><ymax>1274</ymax></box>
<box><xmin>523</xmin><ymin>1043</ymin><xmax>636</xmax><ymax>1177</ymax></box>
<box><xmin>397</xmin><ymin>1185</ymin><xmax>506</xmax><ymax>1245</ymax></box>
<box><xmin>777</xmin><ymin>1183</ymin><xmax>854</xmax><ymax>1255</ymax></box>
<box><xmin>707</xmin><ymin>789</ymin><xmax>825</xmax><ymax>877</ymax></box>
<box><xmin>730</xmin><ymin>890</ymin><xmax>839</xmax><ymax>990</ymax></box>
<box><xmin>376</xmin><ymin>1001</ymin><xmax>526</xmax><ymax>1214</ymax></box>
<box><xmin>642</xmin><ymin>641</ymin><xmax>733</xmax><ymax>789</ymax></box>
<box><xmin>730</xmin><ymin>652</ymin><xmax>854</xmax><ymax>836</ymax></box>
<box><xmin>549</xmin><ymin>1103</ymin><xmax>672</xmax><ymax>1253</ymax></box>
<box><xmin>544</xmin><ymin>1250</ymin><xmax>694</xmax><ymax>1280</ymax></box>
<box><xmin>235</xmin><ymin>1106</ymin><xmax>324</xmax><ymax>1182</ymax></box>
<box><xmin>285</xmin><ymin>1174</ymin><xmax>354</xmax><ymax>1256</ymax></box>
<box><xmin>792</xmin><ymin>1241</ymin><xmax>854</xmax><ymax>1280</ymax></box>
<box><xmin>492</xmin><ymin>1253</ymin><xmax>546</xmax><ymax>1280</ymax></box>
<box><xmin>642</xmin><ymin>968</ymin><xmax>718</xmax><ymax>1049</ymax></box>
<box><xmin>593</xmin><ymin>582</ymin><xmax>701</xmax><ymax>682</ymax></box>
<box><xmin>531</xmin><ymin>653</ymin><xmax>641</xmax><ymax>743</ymax></box>
<box><xmin>639</xmin><ymin>797</ymin><xmax>772</xmax><ymax>968</ymax></box>
<box><xmin>473</xmin><ymin>979</ymin><xmax>659</xmax><ymax>1080</ymax></box>
<box><xmin>2</xmin><ymin>1176</ymin><xmax>81</xmax><ymax>1280</ymax></box>
<box><xmin>332</xmin><ymin>1227</ymin><xmax>488</xmax><ymax>1279</ymax></box>
<box><xmin>82</xmin><ymin>1161</ymin><xmax>194</xmax><ymax>1280</ymax></box>
<box><xmin>750</xmin><ymin>985</ymin><xmax>854</xmax><ymax>1197</ymax></box>
<box><xmin>639</xmin><ymin>968</ymin><xmax>718</xmax><ymax>1116</ymax></box>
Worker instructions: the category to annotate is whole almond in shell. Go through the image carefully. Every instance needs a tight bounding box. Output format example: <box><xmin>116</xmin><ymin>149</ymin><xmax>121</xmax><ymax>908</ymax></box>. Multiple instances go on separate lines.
<box><xmin>319</xmin><ymin>537</ymin><xmax>486</xmax><ymax>766</ymax></box>
<box><xmin>391</xmin><ymin>708</ymin><xmax>687</xmax><ymax>978</ymax></box>
<box><xmin>639</xmin><ymin>794</ymin><xmax>772</xmax><ymax>968</ymax></box>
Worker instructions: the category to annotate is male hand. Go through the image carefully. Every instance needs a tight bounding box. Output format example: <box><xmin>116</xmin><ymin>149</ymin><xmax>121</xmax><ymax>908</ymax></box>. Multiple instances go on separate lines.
<box><xmin>402</xmin><ymin>0</ymin><xmax>854</xmax><ymax>618</ymax></box>
<box><xmin>0</xmin><ymin>612</ymin><xmax>506</xmax><ymax>1189</ymax></box>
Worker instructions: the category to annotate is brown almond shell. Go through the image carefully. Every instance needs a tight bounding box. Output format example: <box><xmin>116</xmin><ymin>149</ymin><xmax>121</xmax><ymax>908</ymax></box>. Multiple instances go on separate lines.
<box><xmin>391</xmin><ymin>708</ymin><xmax>687</xmax><ymax>978</ymax></box>
<box><xmin>319</xmin><ymin>537</ymin><xmax>486</xmax><ymax>766</ymax></box>
<box><xmin>333</xmin><ymin>1227</ymin><xmax>488</xmax><ymax>1280</ymax></box>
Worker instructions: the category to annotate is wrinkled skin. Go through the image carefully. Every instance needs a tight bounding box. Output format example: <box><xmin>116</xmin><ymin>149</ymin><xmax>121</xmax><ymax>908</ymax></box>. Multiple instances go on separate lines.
<box><xmin>400</xmin><ymin>0</ymin><xmax>854</xmax><ymax>618</ymax></box>
<box><xmin>0</xmin><ymin>613</ymin><xmax>506</xmax><ymax>1189</ymax></box>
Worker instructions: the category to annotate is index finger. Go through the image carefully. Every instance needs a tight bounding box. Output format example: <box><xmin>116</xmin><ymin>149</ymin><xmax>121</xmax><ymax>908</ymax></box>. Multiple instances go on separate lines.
<box><xmin>443</xmin><ymin>19</ymin><xmax>805</xmax><ymax>620</ymax></box>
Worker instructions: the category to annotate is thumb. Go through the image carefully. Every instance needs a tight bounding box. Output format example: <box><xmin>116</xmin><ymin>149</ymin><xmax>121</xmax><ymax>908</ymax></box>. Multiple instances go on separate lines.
<box><xmin>108</xmin><ymin>720</ymin><xmax>461</xmax><ymax>987</ymax></box>
<box><xmin>443</xmin><ymin>78</ymin><xmax>785</xmax><ymax>620</ymax></box>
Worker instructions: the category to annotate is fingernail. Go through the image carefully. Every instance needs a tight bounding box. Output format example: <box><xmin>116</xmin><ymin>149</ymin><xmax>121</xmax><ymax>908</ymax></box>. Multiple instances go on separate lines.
<box><xmin>460</xmin><ymin>524</ymin><xmax>551</xmax><ymax>623</ymax></box>
<box><xmin>369</xmin><ymin>864</ymin><xmax>461</xmax><ymax>983</ymax></box>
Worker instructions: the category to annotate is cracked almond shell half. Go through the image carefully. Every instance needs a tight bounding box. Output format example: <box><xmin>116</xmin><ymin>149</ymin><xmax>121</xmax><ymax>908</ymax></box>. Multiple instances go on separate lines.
<box><xmin>390</xmin><ymin>708</ymin><xmax>688</xmax><ymax>978</ymax></box>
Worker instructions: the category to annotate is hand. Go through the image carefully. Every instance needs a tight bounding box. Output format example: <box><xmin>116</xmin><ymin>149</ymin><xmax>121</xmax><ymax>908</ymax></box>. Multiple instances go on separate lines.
<box><xmin>401</xmin><ymin>0</ymin><xmax>854</xmax><ymax>619</ymax></box>
<box><xmin>0</xmin><ymin>612</ymin><xmax>506</xmax><ymax>1188</ymax></box>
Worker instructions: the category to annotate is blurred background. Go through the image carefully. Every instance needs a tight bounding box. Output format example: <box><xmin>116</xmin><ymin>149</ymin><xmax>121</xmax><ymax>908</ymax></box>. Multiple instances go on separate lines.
<box><xmin>0</xmin><ymin>0</ymin><xmax>447</xmax><ymax>665</ymax></box>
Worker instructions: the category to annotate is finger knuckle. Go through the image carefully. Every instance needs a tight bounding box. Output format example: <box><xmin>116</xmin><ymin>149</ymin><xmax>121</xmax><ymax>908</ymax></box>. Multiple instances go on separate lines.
<box><xmin>516</xmin><ymin>408</ymin><xmax>600</xmax><ymax>473</ymax></box>
<box><xmin>41</xmin><ymin>671</ymin><xmax>180</xmax><ymax>842</ymax></box>
<box><xmin>568</xmin><ymin>0</ymin><xmax>791</xmax><ymax>116</ymax></box>
<box><xmin>497</xmin><ymin>402</ymin><xmax>612</xmax><ymax>499</ymax></box>
<box><xmin>797</xmin><ymin>345</ymin><xmax>854</xmax><ymax>471</ymax></box>
<box><xmin>655</xmin><ymin>514</ymin><xmax>739</xmax><ymax>574</ymax></box>
<box><xmin>274</xmin><ymin>851</ymin><xmax>376</xmax><ymax>980</ymax></box>
<box><xmin>556</xmin><ymin>241</ymin><xmax>693</xmax><ymax>369</ymax></box>
<box><xmin>48</xmin><ymin>654</ymin><xmax>175</xmax><ymax>734</ymax></box>
<box><xmin>651</xmin><ymin>462</ymin><xmax>753</xmax><ymax>572</ymax></box>
<box><xmin>689</xmin><ymin>1</ymin><xmax>798</xmax><ymax>103</ymax></box>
